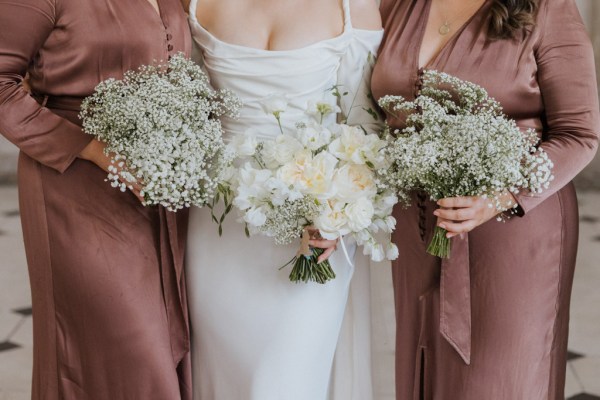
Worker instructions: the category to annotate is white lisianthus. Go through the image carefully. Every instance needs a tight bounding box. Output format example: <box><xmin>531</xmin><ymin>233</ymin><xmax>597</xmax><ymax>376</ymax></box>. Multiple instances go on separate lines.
<box><xmin>231</xmin><ymin>131</ymin><xmax>258</xmax><ymax>157</ymax></box>
<box><xmin>332</xmin><ymin>163</ymin><xmax>377</xmax><ymax>202</ymax></box>
<box><xmin>386</xmin><ymin>243</ymin><xmax>399</xmax><ymax>260</ymax></box>
<box><xmin>329</xmin><ymin>124</ymin><xmax>386</xmax><ymax>166</ymax></box>
<box><xmin>345</xmin><ymin>197</ymin><xmax>375</xmax><ymax>232</ymax></box>
<box><xmin>233</xmin><ymin>163</ymin><xmax>272</xmax><ymax>210</ymax></box>
<box><xmin>244</xmin><ymin>206</ymin><xmax>267</xmax><ymax>227</ymax></box>
<box><xmin>297</xmin><ymin>120</ymin><xmax>332</xmax><ymax>151</ymax></box>
<box><xmin>314</xmin><ymin>201</ymin><xmax>351</xmax><ymax>240</ymax></box>
<box><xmin>261</xmin><ymin>94</ymin><xmax>289</xmax><ymax>116</ymax></box>
<box><xmin>306</xmin><ymin>98</ymin><xmax>341</xmax><ymax>121</ymax></box>
<box><xmin>276</xmin><ymin>150</ymin><xmax>313</xmax><ymax>189</ymax></box>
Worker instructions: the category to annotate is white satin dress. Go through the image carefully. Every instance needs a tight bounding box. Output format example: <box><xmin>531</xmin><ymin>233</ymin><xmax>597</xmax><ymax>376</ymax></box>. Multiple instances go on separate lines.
<box><xmin>186</xmin><ymin>1</ymin><xmax>384</xmax><ymax>399</ymax></box>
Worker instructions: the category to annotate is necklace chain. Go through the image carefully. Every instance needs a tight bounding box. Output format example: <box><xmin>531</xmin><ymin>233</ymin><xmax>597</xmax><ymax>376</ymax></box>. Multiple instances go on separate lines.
<box><xmin>438</xmin><ymin>0</ymin><xmax>481</xmax><ymax>36</ymax></box>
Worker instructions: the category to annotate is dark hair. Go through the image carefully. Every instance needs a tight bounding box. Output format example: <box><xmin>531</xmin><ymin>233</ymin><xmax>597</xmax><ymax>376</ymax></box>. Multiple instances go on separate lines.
<box><xmin>488</xmin><ymin>0</ymin><xmax>540</xmax><ymax>40</ymax></box>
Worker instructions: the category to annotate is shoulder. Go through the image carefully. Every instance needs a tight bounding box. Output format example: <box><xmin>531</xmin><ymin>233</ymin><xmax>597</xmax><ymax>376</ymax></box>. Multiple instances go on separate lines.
<box><xmin>349</xmin><ymin>0</ymin><xmax>382</xmax><ymax>30</ymax></box>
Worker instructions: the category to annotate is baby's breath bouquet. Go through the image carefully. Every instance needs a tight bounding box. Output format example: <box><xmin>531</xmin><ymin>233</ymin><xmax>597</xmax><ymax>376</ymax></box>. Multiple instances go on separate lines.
<box><xmin>80</xmin><ymin>53</ymin><xmax>241</xmax><ymax>211</ymax></box>
<box><xmin>226</xmin><ymin>95</ymin><xmax>399</xmax><ymax>284</ymax></box>
<box><xmin>379</xmin><ymin>71</ymin><xmax>554</xmax><ymax>258</ymax></box>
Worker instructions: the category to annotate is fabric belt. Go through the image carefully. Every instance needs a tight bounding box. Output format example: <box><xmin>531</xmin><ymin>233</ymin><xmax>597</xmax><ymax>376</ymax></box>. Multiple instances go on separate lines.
<box><xmin>31</xmin><ymin>93</ymin><xmax>84</xmax><ymax>111</ymax></box>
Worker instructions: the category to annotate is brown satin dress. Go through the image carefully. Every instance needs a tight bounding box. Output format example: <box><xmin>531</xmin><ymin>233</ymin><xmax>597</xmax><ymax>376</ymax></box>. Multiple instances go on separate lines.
<box><xmin>0</xmin><ymin>1</ymin><xmax>193</xmax><ymax>399</ymax></box>
<box><xmin>372</xmin><ymin>0</ymin><xmax>600</xmax><ymax>399</ymax></box>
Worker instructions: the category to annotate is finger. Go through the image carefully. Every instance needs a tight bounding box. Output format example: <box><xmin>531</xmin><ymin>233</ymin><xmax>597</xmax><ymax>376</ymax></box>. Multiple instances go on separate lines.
<box><xmin>437</xmin><ymin>219</ymin><xmax>477</xmax><ymax>235</ymax></box>
<box><xmin>309</xmin><ymin>239</ymin><xmax>338</xmax><ymax>249</ymax></box>
<box><xmin>318</xmin><ymin>246</ymin><xmax>336</xmax><ymax>264</ymax></box>
<box><xmin>434</xmin><ymin>207</ymin><xmax>475</xmax><ymax>221</ymax></box>
<box><xmin>437</xmin><ymin>196</ymin><xmax>477</xmax><ymax>209</ymax></box>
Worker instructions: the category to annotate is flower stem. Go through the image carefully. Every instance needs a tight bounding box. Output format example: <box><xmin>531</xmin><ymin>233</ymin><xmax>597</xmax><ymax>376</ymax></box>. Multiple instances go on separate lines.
<box><xmin>287</xmin><ymin>247</ymin><xmax>336</xmax><ymax>284</ymax></box>
<box><xmin>426</xmin><ymin>226</ymin><xmax>452</xmax><ymax>259</ymax></box>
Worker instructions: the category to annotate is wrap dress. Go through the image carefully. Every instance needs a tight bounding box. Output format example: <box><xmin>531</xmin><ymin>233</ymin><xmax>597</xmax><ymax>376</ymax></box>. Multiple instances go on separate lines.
<box><xmin>0</xmin><ymin>0</ymin><xmax>193</xmax><ymax>398</ymax></box>
<box><xmin>372</xmin><ymin>0</ymin><xmax>600</xmax><ymax>398</ymax></box>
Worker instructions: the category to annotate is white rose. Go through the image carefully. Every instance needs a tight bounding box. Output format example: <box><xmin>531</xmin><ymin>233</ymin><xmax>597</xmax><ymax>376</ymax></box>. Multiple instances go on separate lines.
<box><xmin>244</xmin><ymin>206</ymin><xmax>267</xmax><ymax>227</ymax></box>
<box><xmin>231</xmin><ymin>131</ymin><xmax>258</xmax><ymax>157</ymax></box>
<box><xmin>261</xmin><ymin>94</ymin><xmax>289</xmax><ymax>116</ymax></box>
<box><xmin>344</xmin><ymin>197</ymin><xmax>375</xmax><ymax>232</ymax></box>
<box><xmin>302</xmin><ymin>151</ymin><xmax>338</xmax><ymax>199</ymax></box>
<box><xmin>314</xmin><ymin>201</ymin><xmax>350</xmax><ymax>240</ymax></box>
<box><xmin>297</xmin><ymin>120</ymin><xmax>332</xmax><ymax>151</ymax></box>
<box><xmin>332</xmin><ymin>163</ymin><xmax>377</xmax><ymax>202</ymax></box>
<box><xmin>273</xmin><ymin>135</ymin><xmax>304</xmax><ymax>165</ymax></box>
<box><xmin>386</xmin><ymin>243</ymin><xmax>399</xmax><ymax>260</ymax></box>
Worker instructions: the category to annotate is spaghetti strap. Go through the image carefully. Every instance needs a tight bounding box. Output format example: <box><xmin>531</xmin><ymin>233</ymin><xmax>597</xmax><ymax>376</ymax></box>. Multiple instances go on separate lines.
<box><xmin>189</xmin><ymin>0</ymin><xmax>199</xmax><ymax>21</ymax></box>
<box><xmin>342</xmin><ymin>0</ymin><xmax>352</xmax><ymax>29</ymax></box>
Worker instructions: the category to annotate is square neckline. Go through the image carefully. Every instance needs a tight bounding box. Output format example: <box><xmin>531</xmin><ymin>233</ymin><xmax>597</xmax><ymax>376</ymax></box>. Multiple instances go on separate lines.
<box><xmin>188</xmin><ymin>0</ymin><xmax>356</xmax><ymax>54</ymax></box>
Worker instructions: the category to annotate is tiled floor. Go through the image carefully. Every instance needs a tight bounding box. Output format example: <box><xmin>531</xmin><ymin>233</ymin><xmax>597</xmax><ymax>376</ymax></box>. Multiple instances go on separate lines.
<box><xmin>0</xmin><ymin>185</ymin><xmax>599</xmax><ymax>399</ymax></box>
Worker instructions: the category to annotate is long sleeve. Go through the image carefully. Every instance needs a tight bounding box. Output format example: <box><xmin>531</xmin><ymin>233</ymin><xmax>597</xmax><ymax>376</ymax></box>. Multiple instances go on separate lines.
<box><xmin>515</xmin><ymin>0</ymin><xmax>600</xmax><ymax>213</ymax></box>
<box><xmin>337</xmin><ymin>30</ymin><xmax>385</xmax><ymax>133</ymax></box>
<box><xmin>0</xmin><ymin>0</ymin><xmax>92</xmax><ymax>173</ymax></box>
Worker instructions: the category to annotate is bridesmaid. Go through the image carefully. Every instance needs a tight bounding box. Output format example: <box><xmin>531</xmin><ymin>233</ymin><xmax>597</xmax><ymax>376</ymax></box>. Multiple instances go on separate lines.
<box><xmin>373</xmin><ymin>0</ymin><xmax>599</xmax><ymax>399</ymax></box>
<box><xmin>0</xmin><ymin>0</ymin><xmax>192</xmax><ymax>398</ymax></box>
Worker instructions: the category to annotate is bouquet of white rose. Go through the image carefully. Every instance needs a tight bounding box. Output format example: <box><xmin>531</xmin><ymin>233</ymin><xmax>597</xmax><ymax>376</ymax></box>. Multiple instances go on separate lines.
<box><xmin>80</xmin><ymin>53</ymin><xmax>242</xmax><ymax>211</ymax></box>
<box><xmin>225</xmin><ymin>96</ymin><xmax>399</xmax><ymax>284</ymax></box>
<box><xmin>379</xmin><ymin>70</ymin><xmax>554</xmax><ymax>258</ymax></box>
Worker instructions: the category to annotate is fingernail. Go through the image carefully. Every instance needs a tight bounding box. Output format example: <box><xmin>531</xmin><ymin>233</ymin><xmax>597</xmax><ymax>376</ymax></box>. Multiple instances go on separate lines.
<box><xmin>439</xmin><ymin>223</ymin><xmax>446</xmax><ymax>229</ymax></box>
<box><xmin>433</xmin><ymin>211</ymin><xmax>439</xmax><ymax>216</ymax></box>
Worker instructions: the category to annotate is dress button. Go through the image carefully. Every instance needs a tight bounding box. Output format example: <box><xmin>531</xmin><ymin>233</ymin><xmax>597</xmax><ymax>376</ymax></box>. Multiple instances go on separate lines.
<box><xmin>166</xmin><ymin>33</ymin><xmax>173</xmax><ymax>41</ymax></box>
<box><xmin>167</xmin><ymin>44</ymin><xmax>174</xmax><ymax>51</ymax></box>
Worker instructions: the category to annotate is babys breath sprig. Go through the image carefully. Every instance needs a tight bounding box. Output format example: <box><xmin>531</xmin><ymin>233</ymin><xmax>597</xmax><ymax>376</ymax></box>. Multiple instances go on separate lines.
<box><xmin>80</xmin><ymin>53</ymin><xmax>242</xmax><ymax>211</ymax></box>
<box><xmin>379</xmin><ymin>70</ymin><xmax>554</xmax><ymax>258</ymax></box>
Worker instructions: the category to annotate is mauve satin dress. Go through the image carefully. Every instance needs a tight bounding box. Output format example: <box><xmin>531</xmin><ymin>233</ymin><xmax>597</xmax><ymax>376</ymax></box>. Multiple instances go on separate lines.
<box><xmin>372</xmin><ymin>0</ymin><xmax>599</xmax><ymax>399</ymax></box>
<box><xmin>0</xmin><ymin>0</ymin><xmax>193</xmax><ymax>398</ymax></box>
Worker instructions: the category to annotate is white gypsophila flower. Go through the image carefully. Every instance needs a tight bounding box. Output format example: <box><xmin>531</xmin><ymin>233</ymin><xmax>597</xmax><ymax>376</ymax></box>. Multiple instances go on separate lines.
<box><xmin>79</xmin><ymin>53</ymin><xmax>242</xmax><ymax>211</ymax></box>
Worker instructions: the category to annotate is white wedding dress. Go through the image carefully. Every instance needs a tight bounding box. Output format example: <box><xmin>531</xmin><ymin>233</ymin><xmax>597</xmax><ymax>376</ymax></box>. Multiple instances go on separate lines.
<box><xmin>186</xmin><ymin>1</ymin><xmax>384</xmax><ymax>399</ymax></box>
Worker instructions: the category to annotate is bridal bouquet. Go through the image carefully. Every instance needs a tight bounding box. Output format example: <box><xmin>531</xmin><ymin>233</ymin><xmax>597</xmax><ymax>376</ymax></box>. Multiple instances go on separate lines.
<box><xmin>379</xmin><ymin>70</ymin><xmax>554</xmax><ymax>258</ymax></box>
<box><xmin>226</xmin><ymin>96</ymin><xmax>399</xmax><ymax>284</ymax></box>
<box><xmin>80</xmin><ymin>53</ymin><xmax>242</xmax><ymax>211</ymax></box>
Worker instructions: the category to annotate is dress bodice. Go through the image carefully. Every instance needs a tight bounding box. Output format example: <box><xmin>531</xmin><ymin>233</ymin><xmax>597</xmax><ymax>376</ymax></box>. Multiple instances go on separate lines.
<box><xmin>188</xmin><ymin>0</ymin><xmax>384</xmax><ymax>140</ymax></box>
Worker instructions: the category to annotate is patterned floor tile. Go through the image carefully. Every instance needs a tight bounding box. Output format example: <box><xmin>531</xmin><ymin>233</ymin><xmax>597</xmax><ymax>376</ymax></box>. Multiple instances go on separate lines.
<box><xmin>12</xmin><ymin>308</ymin><xmax>32</xmax><ymax>317</ymax></box>
<box><xmin>569</xmin><ymin>394</ymin><xmax>600</xmax><ymax>400</ymax></box>
<box><xmin>0</xmin><ymin>341</ymin><xmax>21</xmax><ymax>352</ymax></box>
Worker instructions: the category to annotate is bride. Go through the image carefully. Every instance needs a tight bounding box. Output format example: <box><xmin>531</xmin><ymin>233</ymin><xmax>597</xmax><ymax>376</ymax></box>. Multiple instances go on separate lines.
<box><xmin>184</xmin><ymin>0</ymin><xmax>383</xmax><ymax>398</ymax></box>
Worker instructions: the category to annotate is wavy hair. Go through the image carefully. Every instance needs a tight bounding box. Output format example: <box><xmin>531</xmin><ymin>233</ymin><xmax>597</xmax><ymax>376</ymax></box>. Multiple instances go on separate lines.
<box><xmin>488</xmin><ymin>0</ymin><xmax>540</xmax><ymax>39</ymax></box>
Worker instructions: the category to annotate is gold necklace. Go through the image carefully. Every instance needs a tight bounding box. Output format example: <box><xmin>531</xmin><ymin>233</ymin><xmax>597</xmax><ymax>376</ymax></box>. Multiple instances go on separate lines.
<box><xmin>438</xmin><ymin>0</ymin><xmax>481</xmax><ymax>36</ymax></box>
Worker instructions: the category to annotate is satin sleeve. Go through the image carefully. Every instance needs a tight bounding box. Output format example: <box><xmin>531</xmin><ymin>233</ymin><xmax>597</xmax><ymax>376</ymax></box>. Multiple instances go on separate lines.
<box><xmin>336</xmin><ymin>30</ymin><xmax>385</xmax><ymax>133</ymax></box>
<box><xmin>516</xmin><ymin>0</ymin><xmax>600</xmax><ymax>213</ymax></box>
<box><xmin>0</xmin><ymin>0</ymin><xmax>92</xmax><ymax>173</ymax></box>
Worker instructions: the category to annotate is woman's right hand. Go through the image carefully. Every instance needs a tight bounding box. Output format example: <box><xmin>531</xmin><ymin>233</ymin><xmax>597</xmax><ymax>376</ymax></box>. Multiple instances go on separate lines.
<box><xmin>79</xmin><ymin>140</ymin><xmax>144</xmax><ymax>202</ymax></box>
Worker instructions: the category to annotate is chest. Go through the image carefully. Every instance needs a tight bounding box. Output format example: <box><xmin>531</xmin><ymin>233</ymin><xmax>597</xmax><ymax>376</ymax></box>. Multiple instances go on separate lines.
<box><xmin>195</xmin><ymin>0</ymin><xmax>344</xmax><ymax>51</ymax></box>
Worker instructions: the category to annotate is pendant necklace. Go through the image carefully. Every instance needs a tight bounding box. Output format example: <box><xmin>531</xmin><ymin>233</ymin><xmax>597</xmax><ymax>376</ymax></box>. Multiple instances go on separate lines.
<box><xmin>438</xmin><ymin>0</ymin><xmax>481</xmax><ymax>36</ymax></box>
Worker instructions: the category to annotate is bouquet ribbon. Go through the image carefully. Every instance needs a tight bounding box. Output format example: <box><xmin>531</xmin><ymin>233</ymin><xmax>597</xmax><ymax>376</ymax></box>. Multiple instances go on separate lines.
<box><xmin>439</xmin><ymin>233</ymin><xmax>472</xmax><ymax>365</ymax></box>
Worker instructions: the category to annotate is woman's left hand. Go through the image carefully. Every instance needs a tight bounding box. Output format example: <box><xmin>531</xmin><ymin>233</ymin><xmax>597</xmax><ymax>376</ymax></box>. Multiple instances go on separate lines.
<box><xmin>433</xmin><ymin>191</ymin><xmax>518</xmax><ymax>239</ymax></box>
<box><xmin>306</xmin><ymin>228</ymin><xmax>339</xmax><ymax>264</ymax></box>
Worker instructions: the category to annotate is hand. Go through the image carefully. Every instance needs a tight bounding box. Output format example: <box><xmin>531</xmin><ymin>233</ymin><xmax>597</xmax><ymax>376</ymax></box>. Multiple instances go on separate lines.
<box><xmin>306</xmin><ymin>227</ymin><xmax>339</xmax><ymax>264</ymax></box>
<box><xmin>433</xmin><ymin>191</ymin><xmax>518</xmax><ymax>239</ymax></box>
<box><xmin>79</xmin><ymin>140</ymin><xmax>145</xmax><ymax>203</ymax></box>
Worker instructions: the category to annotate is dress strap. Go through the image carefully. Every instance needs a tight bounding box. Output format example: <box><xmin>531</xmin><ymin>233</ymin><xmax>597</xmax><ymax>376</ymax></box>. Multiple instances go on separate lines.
<box><xmin>189</xmin><ymin>0</ymin><xmax>199</xmax><ymax>21</ymax></box>
<box><xmin>342</xmin><ymin>0</ymin><xmax>353</xmax><ymax>30</ymax></box>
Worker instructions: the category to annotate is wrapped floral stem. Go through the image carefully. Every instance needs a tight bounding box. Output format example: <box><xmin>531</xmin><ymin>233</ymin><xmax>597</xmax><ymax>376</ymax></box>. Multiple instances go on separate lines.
<box><xmin>379</xmin><ymin>70</ymin><xmax>554</xmax><ymax>259</ymax></box>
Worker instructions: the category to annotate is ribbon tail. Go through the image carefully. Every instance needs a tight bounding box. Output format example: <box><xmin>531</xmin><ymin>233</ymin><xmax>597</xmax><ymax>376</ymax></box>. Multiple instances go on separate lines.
<box><xmin>339</xmin><ymin>236</ymin><xmax>354</xmax><ymax>267</ymax></box>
